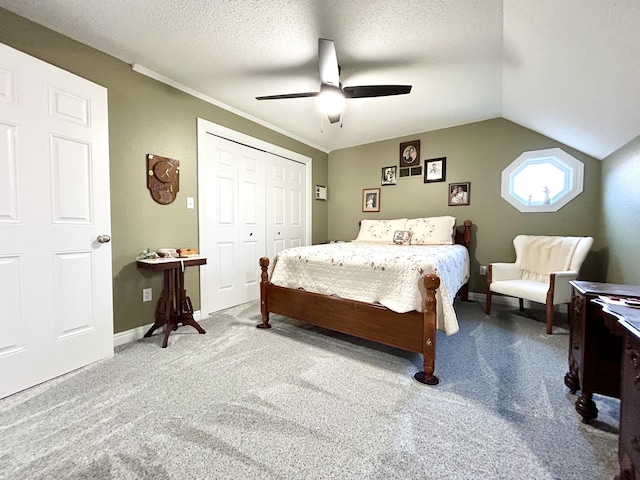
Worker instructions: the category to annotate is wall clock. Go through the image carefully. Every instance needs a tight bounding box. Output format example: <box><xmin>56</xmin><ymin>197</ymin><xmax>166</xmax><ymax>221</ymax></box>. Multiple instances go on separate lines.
<box><xmin>147</xmin><ymin>154</ymin><xmax>179</xmax><ymax>205</ymax></box>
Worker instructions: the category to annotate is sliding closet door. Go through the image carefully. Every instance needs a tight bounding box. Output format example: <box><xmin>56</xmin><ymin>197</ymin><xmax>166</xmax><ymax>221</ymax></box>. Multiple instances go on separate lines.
<box><xmin>265</xmin><ymin>153</ymin><xmax>307</xmax><ymax>259</ymax></box>
<box><xmin>199</xmin><ymin>133</ymin><xmax>265</xmax><ymax>315</ymax></box>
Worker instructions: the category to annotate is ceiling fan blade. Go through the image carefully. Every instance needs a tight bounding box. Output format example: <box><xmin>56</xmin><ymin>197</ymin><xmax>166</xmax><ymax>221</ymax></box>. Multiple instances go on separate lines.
<box><xmin>256</xmin><ymin>92</ymin><xmax>319</xmax><ymax>100</ymax></box>
<box><xmin>318</xmin><ymin>38</ymin><xmax>339</xmax><ymax>87</ymax></box>
<box><xmin>343</xmin><ymin>85</ymin><xmax>412</xmax><ymax>98</ymax></box>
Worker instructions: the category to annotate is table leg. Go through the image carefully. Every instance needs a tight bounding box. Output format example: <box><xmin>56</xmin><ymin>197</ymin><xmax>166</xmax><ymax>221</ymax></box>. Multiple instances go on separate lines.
<box><xmin>575</xmin><ymin>392</ymin><xmax>598</xmax><ymax>423</ymax></box>
<box><xmin>564</xmin><ymin>369</ymin><xmax>580</xmax><ymax>394</ymax></box>
<box><xmin>143</xmin><ymin>269</ymin><xmax>177</xmax><ymax>348</ymax></box>
<box><xmin>143</xmin><ymin>295</ymin><xmax>168</xmax><ymax>338</ymax></box>
<box><xmin>176</xmin><ymin>264</ymin><xmax>206</xmax><ymax>335</ymax></box>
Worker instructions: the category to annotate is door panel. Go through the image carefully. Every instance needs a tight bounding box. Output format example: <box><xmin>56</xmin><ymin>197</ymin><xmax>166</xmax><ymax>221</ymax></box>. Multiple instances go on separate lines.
<box><xmin>0</xmin><ymin>122</ymin><xmax>18</xmax><ymax>221</ymax></box>
<box><xmin>266</xmin><ymin>153</ymin><xmax>307</xmax><ymax>259</ymax></box>
<box><xmin>199</xmin><ymin>134</ymin><xmax>265</xmax><ymax>314</ymax></box>
<box><xmin>51</xmin><ymin>135</ymin><xmax>93</xmax><ymax>223</ymax></box>
<box><xmin>0</xmin><ymin>42</ymin><xmax>112</xmax><ymax>399</ymax></box>
<box><xmin>0</xmin><ymin>255</ymin><xmax>22</xmax><ymax>356</ymax></box>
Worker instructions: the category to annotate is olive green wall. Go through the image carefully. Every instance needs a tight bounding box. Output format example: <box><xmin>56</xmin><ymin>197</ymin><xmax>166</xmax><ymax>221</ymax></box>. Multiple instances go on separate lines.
<box><xmin>328</xmin><ymin>118</ymin><xmax>602</xmax><ymax>293</ymax></box>
<box><xmin>4</xmin><ymin>7</ymin><xmax>635</xmax><ymax>336</ymax></box>
<box><xmin>0</xmin><ymin>8</ymin><xmax>329</xmax><ymax>334</ymax></box>
<box><xmin>599</xmin><ymin>134</ymin><xmax>640</xmax><ymax>285</ymax></box>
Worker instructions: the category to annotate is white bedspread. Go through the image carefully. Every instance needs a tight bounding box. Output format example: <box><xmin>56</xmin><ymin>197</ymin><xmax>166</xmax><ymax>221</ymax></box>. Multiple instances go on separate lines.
<box><xmin>268</xmin><ymin>242</ymin><xmax>470</xmax><ymax>335</ymax></box>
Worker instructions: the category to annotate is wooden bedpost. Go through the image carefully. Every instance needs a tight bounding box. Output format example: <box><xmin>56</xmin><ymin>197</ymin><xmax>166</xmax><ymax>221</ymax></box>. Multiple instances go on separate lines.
<box><xmin>462</xmin><ymin>219</ymin><xmax>472</xmax><ymax>248</ymax></box>
<box><xmin>257</xmin><ymin>257</ymin><xmax>272</xmax><ymax>329</ymax></box>
<box><xmin>456</xmin><ymin>220</ymin><xmax>472</xmax><ymax>302</ymax></box>
<box><xmin>414</xmin><ymin>274</ymin><xmax>440</xmax><ymax>385</ymax></box>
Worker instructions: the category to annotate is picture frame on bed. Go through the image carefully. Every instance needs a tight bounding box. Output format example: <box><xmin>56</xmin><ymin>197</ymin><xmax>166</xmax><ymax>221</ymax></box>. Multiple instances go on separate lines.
<box><xmin>448</xmin><ymin>182</ymin><xmax>470</xmax><ymax>206</ymax></box>
<box><xmin>362</xmin><ymin>188</ymin><xmax>380</xmax><ymax>212</ymax></box>
<box><xmin>381</xmin><ymin>166</ymin><xmax>397</xmax><ymax>186</ymax></box>
<box><xmin>424</xmin><ymin>157</ymin><xmax>446</xmax><ymax>183</ymax></box>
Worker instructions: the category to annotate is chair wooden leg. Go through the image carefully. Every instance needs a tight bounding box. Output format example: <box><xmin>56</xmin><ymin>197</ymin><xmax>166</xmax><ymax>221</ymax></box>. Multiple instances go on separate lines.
<box><xmin>545</xmin><ymin>279</ymin><xmax>556</xmax><ymax>334</ymax></box>
<box><xmin>546</xmin><ymin>303</ymin><xmax>554</xmax><ymax>334</ymax></box>
<box><xmin>485</xmin><ymin>266</ymin><xmax>493</xmax><ymax>315</ymax></box>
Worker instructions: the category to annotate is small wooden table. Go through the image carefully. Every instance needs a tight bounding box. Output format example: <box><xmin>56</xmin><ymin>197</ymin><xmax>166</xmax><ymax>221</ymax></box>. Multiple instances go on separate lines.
<box><xmin>137</xmin><ymin>256</ymin><xmax>207</xmax><ymax>347</ymax></box>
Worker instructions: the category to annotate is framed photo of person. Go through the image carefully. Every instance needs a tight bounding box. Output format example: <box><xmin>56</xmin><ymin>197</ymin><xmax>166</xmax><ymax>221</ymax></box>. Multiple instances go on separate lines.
<box><xmin>362</xmin><ymin>188</ymin><xmax>380</xmax><ymax>212</ymax></box>
<box><xmin>399</xmin><ymin>140</ymin><xmax>420</xmax><ymax>168</ymax></box>
<box><xmin>381</xmin><ymin>166</ymin><xmax>397</xmax><ymax>186</ymax></box>
<box><xmin>424</xmin><ymin>157</ymin><xmax>446</xmax><ymax>183</ymax></box>
<box><xmin>448</xmin><ymin>182</ymin><xmax>470</xmax><ymax>206</ymax></box>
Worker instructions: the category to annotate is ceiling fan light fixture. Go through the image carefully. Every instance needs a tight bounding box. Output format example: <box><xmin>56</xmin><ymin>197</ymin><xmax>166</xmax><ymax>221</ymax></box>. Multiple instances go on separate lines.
<box><xmin>318</xmin><ymin>84</ymin><xmax>345</xmax><ymax>117</ymax></box>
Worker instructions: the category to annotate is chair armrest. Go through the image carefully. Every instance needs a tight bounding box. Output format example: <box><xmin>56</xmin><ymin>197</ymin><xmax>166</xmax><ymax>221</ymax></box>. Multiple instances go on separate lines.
<box><xmin>489</xmin><ymin>263</ymin><xmax>521</xmax><ymax>282</ymax></box>
<box><xmin>550</xmin><ymin>271</ymin><xmax>578</xmax><ymax>303</ymax></box>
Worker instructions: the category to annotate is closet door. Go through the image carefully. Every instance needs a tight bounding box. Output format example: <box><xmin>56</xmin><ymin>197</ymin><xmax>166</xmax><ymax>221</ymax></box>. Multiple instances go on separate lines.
<box><xmin>199</xmin><ymin>133</ymin><xmax>265</xmax><ymax>315</ymax></box>
<box><xmin>197</xmin><ymin>118</ymin><xmax>311</xmax><ymax>315</ymax></box>
<box><xmin>265</xmin><ymin>153</ymin><xmax>307</xmax><ymax>259</ymax></box>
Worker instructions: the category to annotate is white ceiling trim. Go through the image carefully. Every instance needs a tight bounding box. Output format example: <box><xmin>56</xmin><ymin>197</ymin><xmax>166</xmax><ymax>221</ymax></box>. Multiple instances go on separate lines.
<box><xmin>131</xmin><ymin>64</ymin><xmax>329</xmax><ymax>154</ymax></box>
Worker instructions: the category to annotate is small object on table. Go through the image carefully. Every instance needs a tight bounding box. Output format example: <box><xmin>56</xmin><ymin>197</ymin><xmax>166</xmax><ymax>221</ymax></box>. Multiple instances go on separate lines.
<box><xmin>156</xmin><ymin>248</ymin><xmax>178</xmax><ymax>258</ymax></box>
<box><xmin>177</xmin><ymin>247</ymin><xmax>198</xmax><ymax>257</ymax></box>
<box><xmin>137</xmin><ymin>256</ymin><xmax>207</xmax><ymax>348</ymax></box>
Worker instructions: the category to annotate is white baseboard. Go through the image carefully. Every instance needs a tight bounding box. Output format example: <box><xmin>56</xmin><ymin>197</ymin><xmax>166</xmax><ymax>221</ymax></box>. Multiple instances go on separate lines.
<box><xmin>113</xmin><ymin>310</ymin><xmax>202</xmax><ymax>347</ymax></box>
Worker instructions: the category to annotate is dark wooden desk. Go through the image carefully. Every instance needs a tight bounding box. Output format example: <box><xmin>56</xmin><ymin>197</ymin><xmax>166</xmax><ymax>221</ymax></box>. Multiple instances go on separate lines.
<box><xmin>597</xmin><ymin>301</ymin><xmax>640</xmax><ymax>480</ymax></box>
<box><xmin>565</xmin><ymin>281</ymin><xmax>640</xmax><ymax>423</ymax></box>
<box><xmin>137</xmin><ymin>257</ymin><xmax>207</xmax><ymax>348</ymax></box>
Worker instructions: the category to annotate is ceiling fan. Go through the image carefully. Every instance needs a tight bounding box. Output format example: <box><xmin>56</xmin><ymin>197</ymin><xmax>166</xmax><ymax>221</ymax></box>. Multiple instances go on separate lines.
<box><xmin>256</xmin><ymin>38</ymin><xmax>412</xmax><ymax>124</ymax></box>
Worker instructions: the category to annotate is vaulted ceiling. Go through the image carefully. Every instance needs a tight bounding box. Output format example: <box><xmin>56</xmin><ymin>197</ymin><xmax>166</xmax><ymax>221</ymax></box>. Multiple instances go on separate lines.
<box><xmin>1</xmin><ymin>0</ymin><xmax>639</xmax><ymax>159</ymax></box>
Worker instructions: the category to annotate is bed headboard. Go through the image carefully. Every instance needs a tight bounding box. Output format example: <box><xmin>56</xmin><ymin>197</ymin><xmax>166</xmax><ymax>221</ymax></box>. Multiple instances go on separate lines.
<box><xmin>455</xmin><ymin>220</ymin><xmax>472</xmax><ymax>249</ymax></box>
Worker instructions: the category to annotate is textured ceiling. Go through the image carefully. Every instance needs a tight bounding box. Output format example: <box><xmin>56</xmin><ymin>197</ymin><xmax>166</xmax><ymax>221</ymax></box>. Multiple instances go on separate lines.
<box><xmin>1</xmin><ymin>0</ymin><xmax>639</xmax><ymax>159</ymax></box>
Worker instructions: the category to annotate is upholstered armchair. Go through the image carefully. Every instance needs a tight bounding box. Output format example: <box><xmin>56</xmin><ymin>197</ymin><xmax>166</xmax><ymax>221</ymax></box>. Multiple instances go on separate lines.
<box><xmin>485</xmin><ymin>235</ymin><xmax>594</xmax><ymax>334</ymax></box>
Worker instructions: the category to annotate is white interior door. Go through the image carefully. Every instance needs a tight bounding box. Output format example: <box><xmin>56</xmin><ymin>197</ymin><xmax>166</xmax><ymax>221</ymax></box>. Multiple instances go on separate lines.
<box><xmin>0</xmin><ymin>43</ymin><xmax>112</xmax><ymax>399</ymax></box>
<box><xmin>266</xmin><ymin>153</ymin><xmax>307</xmax><ymax>259</ymax></box>
<box><xmin>199</xmin><ymin>133</ymin><xmax>266</xmax><ymax>314</ymax></box>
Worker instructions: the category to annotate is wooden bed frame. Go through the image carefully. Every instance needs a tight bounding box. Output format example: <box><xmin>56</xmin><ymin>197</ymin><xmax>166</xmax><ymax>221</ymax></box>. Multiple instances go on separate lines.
<box><xmin>258</xmin><ymin>219</ymin><xmax>473</xmax><ymax>385</ymax></box>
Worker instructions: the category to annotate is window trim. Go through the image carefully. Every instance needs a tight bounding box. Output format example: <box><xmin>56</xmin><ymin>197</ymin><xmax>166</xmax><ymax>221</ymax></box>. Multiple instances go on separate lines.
<box><xmin>501</xmin><ymin>147</ymin><xmax>584</xmax><ymax>213</ymax></box>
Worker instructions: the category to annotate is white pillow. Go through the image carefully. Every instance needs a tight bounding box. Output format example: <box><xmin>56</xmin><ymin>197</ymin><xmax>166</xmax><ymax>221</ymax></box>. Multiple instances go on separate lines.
<box><xmin>354</xmin><ymin>218</ymin><xmax>408</xmax><ymax>243</ymax></box>
<box><xmin>407</xmin><ymin>216</ymin><xmax>456</xmax><ymax>245</ymax></box>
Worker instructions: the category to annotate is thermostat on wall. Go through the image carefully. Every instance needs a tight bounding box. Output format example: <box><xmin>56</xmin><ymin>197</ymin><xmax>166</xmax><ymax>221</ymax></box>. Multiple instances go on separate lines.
<box><xmin>315</xmin><ymin>185</ymin><xmax>327</xmax><ymax>200</ymax></box>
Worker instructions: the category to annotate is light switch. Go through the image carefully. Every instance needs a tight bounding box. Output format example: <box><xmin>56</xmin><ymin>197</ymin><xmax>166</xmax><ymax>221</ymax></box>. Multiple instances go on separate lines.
<box><xmin>187</xmin><ymin>197</ymin><xmax>195</xmax><ymax>209</ymax></box>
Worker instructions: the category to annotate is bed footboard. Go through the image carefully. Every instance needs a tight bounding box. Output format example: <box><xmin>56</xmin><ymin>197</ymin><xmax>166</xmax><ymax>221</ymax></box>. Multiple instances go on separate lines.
<box><xmin>257</xmin><ymin>257</ymin><xmax>441</xmax><ymax>385</ymax></box>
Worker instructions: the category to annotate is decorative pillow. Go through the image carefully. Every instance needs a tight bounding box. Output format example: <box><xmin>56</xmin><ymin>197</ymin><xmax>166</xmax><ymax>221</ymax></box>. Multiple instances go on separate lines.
<box><xmin>354</xmin><ymin>218</ymin><xmax>408</xmax><ymax>243</ymax></box>
<box><xmin>393</xmin><ymin>230</ymin><xmax>412</xmax><ymax>245</ymax></box>
<box><xmin>407</xmin><ymin>216</ymin><xmax>456</xmax><ymax>245</ymax></box>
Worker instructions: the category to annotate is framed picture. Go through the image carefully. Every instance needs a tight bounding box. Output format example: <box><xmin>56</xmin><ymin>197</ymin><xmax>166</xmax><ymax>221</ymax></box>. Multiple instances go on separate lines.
<box><xmin>362</xmin><ymin>188</ymin><xmax>380</xmax><ymax>212</ymax></box>
<box><xmin>424</xmin><ymin>157</ymin><xmax>446</xmax><ymax>183</ymax></box>
<box><xmin>448</xmin><ymin>182</ymin><xmax>470</xmax><ymax>206</ymax></box>
<box><xmin>381</xmin><ymin>166</ymin><xmax>397</xmax><ymax>186</ymax></box>
<box><xmin>399</xmin><ymin>140</ymin><xmax>420</xmax><ymax>168</ymax></box>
